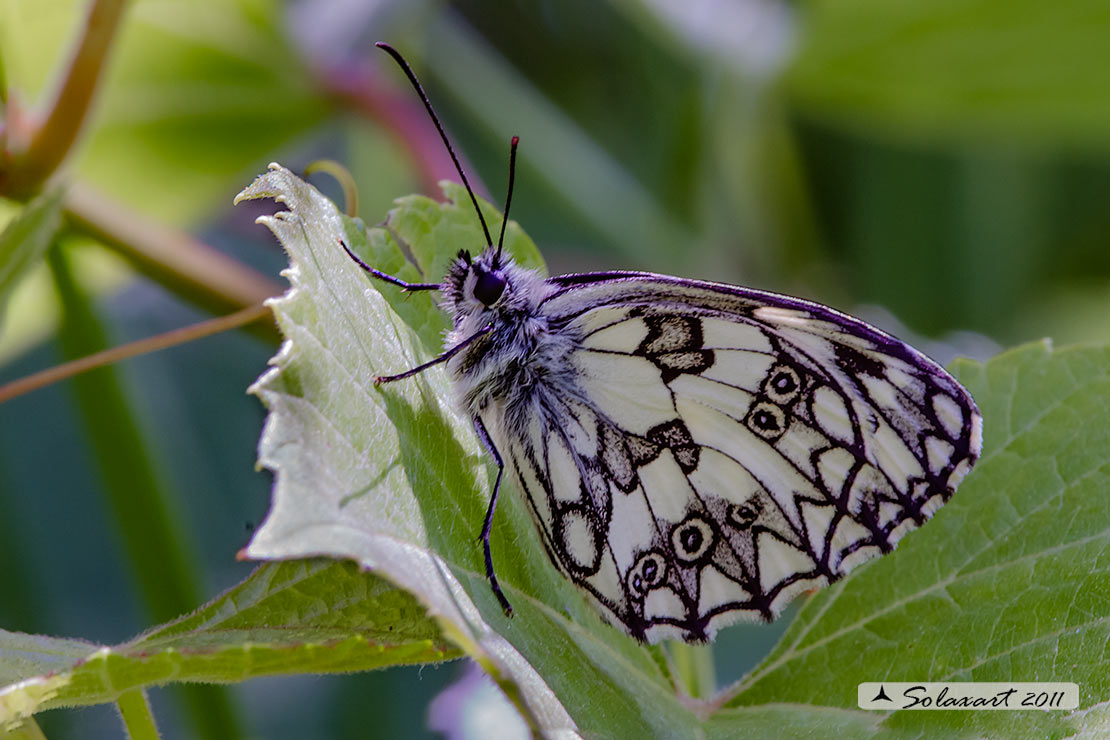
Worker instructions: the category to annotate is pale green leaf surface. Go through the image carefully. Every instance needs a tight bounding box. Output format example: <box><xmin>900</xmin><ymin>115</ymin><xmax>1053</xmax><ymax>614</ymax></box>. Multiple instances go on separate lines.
<box><xmin>789</xmin><ymin>0</ymin><xmax>1110</xmax><ymax>149</ymax></box>
<box><xmin>1065</xmin><ymin>701</ymin><xmax>1110</xmax><ymax>740</ymax></box>
<box><xmin>0</xmin><ymin>560</ymin><xmax>455</xmax><ymax>730</ymax></box>
<box><xmin>235</xmin><ymin>165</ymin><xmax>1110</xmax><ymax>738</ymax></box>
<box><xmin>237</xmin><ymin>165</ymin><xmax>591</xmax><ymax>738</ymax></box>
<box><xmin>0</xmin><ymin>631</ymin><xmax>98</xmax><ymax>687</ymax></box>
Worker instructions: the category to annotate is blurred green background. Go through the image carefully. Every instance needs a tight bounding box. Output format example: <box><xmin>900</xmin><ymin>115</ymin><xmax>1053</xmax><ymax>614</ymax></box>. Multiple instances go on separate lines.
<box><xmin>1</xmin><ymin>0</ymin><xmax>1108</xmax><ymax>737</ymax></box>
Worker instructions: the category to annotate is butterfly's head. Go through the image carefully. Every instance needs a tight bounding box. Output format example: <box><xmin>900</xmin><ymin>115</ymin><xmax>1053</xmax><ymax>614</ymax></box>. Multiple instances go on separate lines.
<box><xmin>443</xmin><ymin>247</ymin><xmax>546</xmax><ymax>326</ymax></box>
<box><xmin>470</xmin><ymin>250</ymin><xmax>509</xmax><ymax>307</ymax></box>
<box><xmin>444</xmin><ymin>247</ymin><xmax>505</xmax><ymax>315</ymax></box>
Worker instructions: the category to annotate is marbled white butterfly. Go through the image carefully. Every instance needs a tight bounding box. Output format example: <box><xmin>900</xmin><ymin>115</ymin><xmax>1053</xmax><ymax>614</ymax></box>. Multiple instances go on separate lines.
<box><xmin>354</xmin><ymin>44</ymin><xmax>982</xmax><ymax>643</ymax></box>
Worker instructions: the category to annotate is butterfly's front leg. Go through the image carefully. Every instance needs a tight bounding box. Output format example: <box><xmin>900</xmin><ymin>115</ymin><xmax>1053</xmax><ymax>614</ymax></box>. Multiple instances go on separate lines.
<box><xmin>374</xmin><ymin>324</ymin><xmax>493</xmax><ymax>384</ymax></box>
<box><xmin>473</xmin><ymin>415</ymin><xmax>513</xmax><ymax>617</ymax></box>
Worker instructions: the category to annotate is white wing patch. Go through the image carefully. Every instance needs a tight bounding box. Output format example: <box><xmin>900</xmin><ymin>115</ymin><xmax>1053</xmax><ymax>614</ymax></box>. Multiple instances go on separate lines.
<box><xmin>481</xmin><ymin>277</ymin><xmax>981</xmax><ymax>642</ymax></box>
<box><xmin>573</xmin><ymin>350</ymin><xmax>673</xmax><ymax>435</ymax></box>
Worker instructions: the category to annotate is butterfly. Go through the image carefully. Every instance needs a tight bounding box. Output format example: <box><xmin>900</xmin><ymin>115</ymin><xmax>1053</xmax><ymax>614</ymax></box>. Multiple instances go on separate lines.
<box><xmin>354</xmin><ymin>44</ymin><xmax>983</xmax><ymax>643</ymax></box>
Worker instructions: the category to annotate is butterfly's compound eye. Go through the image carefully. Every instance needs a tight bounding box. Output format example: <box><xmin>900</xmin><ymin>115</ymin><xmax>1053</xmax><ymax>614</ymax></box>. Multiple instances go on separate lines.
<box><xmin>473</xmin><ymin>268</ymin><xmax>507</xmax><ymax>306</ymax></box>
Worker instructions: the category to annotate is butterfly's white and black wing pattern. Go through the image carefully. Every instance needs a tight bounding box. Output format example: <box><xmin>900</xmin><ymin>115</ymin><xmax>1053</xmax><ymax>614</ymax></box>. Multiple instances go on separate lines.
<box><xmin>483</xmin><ymin>271</ymin><xmax>982</xmax><ymax>643</ymax></box>
<box><xmin>356</xmin><ymin>44</ymin><xmax>982</xmax><ymax>644</ymax></box>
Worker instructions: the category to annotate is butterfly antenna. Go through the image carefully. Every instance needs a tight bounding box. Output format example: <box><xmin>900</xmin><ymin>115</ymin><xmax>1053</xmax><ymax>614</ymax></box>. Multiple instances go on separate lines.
<box><xmin>375</xmin><ymin>42</ymin><xmax>493</xmax><ymax>249</ymax></box>
<box><xmin>494</xmin><ymin>136</ymin><xmax>519</xmax><ymax>266</ymax></box>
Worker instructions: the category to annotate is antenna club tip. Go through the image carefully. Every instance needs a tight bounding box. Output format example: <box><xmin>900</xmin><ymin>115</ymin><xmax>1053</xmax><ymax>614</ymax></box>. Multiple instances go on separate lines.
<box><xmin>375</xmin><ymin>42</ymin><xmax>401</xmax><ymax>60</ymax></box>
<box><xmin>511</xmin><ymin>135</ymin><xmax>520</xmax><ymax>146</ymax></box>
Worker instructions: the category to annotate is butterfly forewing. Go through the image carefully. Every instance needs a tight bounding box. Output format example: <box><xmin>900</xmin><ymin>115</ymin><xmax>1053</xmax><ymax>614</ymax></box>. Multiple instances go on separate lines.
<box><xmin>486</xmin><ymin>272</ymin><xmax>983</xmax><ymax>642</ymax></box>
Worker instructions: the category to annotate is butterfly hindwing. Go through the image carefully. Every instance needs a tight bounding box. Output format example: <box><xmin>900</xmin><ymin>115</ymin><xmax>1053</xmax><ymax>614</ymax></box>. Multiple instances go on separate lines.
<box><xmin>486</xmin><ymin>272</ymin><xmax>982</xmax><ymax>642</ymax></box>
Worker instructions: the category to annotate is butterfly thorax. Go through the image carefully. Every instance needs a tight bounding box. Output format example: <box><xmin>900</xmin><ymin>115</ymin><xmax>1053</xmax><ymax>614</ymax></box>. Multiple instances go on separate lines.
<box><xmin>441</xmin><ymin>250</ymin><xmax>579</xmax><ymax>421</ymax></box>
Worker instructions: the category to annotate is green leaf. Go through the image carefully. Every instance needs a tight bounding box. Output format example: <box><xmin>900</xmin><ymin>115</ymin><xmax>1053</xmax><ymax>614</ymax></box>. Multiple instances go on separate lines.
<box><xmin>730</xmin><ymin>341</ymin><xmax>1110</xmax><ymax>737</ymax></box>
<box><xmin>234</xmin><ymin>165</ymin><xmax>1110</xmax><ymax>738</ymax></box>
<box><xmin>0</xmin><ymin>188</ymin><xmax>63</xmax><ymax>318</ymax></box>
<box><xmin>237</xmin><ymin>165</ymin><xmax>589</xmax><ymax>737</ymax></box>
<box><xmin>0</xmin><ymin>561</ymin><xmax>457</xmax><ymax>730</ymax></box>
<box><xmin>789</xmin><ymin>0</ymin><xmax>1110</xmax><ymax>149</ymax></box>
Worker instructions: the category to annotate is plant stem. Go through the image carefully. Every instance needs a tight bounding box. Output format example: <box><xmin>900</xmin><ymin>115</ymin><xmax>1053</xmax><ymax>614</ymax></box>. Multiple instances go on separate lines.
<box><xmin>305</xmin><ymin>159</ymin><xmax>359</xmax><ymax>217</ymax></box>
<box><xmin>64</xmin><ymin>182</ymin><xmax>284</xmax><ymax>343</ymax></box>
<box><xmin>668</xmin><ymin>641</ymin><xmax>716</xmax><ymax>700</ymax></box>
<box><xmin>0</xmin><ymin>302</ymin><xmax>270</xmax><ymax>404</ymax></box>
<box><xmin>1</xmin><ymin>0</ymin><xmax>129</xmax><ymax>198</ymax></box>
<box><xmin>116</xmin><ymin>690</ymin><xmax>161</xmax><ymax>740</ymax></box>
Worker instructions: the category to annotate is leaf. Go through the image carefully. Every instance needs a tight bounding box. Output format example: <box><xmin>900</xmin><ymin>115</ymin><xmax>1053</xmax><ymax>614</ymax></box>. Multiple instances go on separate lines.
<box><xmin>237</xmin><ymin>164</ymin><xmax>589</xmax><ymax>738</ymax></box>
<box><xmin>0</xmin><ymin>561</ymin><xmax>457</xmax><ymax>730</ymax></box>
<box><xmin>0</xmin><ymin>188</ymin><xmax>63</xmax><ymax>318</ymax></box>
<box><xmin>235</xmin><ymin>164</ymin><xmax>1110</xmax><ymax>738</ymax></box>
<box><xmin>788</xmin><ymin>0</ymin><xmax>1110</xmax><ymax>148</ymax></box>
<box><xmin>729</xmin><ymin>341</ymin><xmax>1110</xmax><ymax>738</ymax></box>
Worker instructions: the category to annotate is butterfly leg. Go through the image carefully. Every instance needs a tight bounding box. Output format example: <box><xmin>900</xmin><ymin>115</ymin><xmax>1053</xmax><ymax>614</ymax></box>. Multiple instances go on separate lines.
<box><xmin>375</xmin><ymin>324</ymin><xmax>493</xmax><ymax>384</ymax></box>
<box><xmin>473</xmin><ymin>415</ymin><xmax>513</xmax><ymax>617</ymax></box>
<box><xmin>339</xmin><ymin>239</ymin><xmax>440</xmax><ymax>291</ymax></box>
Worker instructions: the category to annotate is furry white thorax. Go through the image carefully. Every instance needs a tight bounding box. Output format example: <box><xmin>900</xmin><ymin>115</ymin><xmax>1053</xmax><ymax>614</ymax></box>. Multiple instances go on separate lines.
<box><xmin>440</xmin><ymin>248</ymin><xmax>580</xmax><ymax>428</ymax></box>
